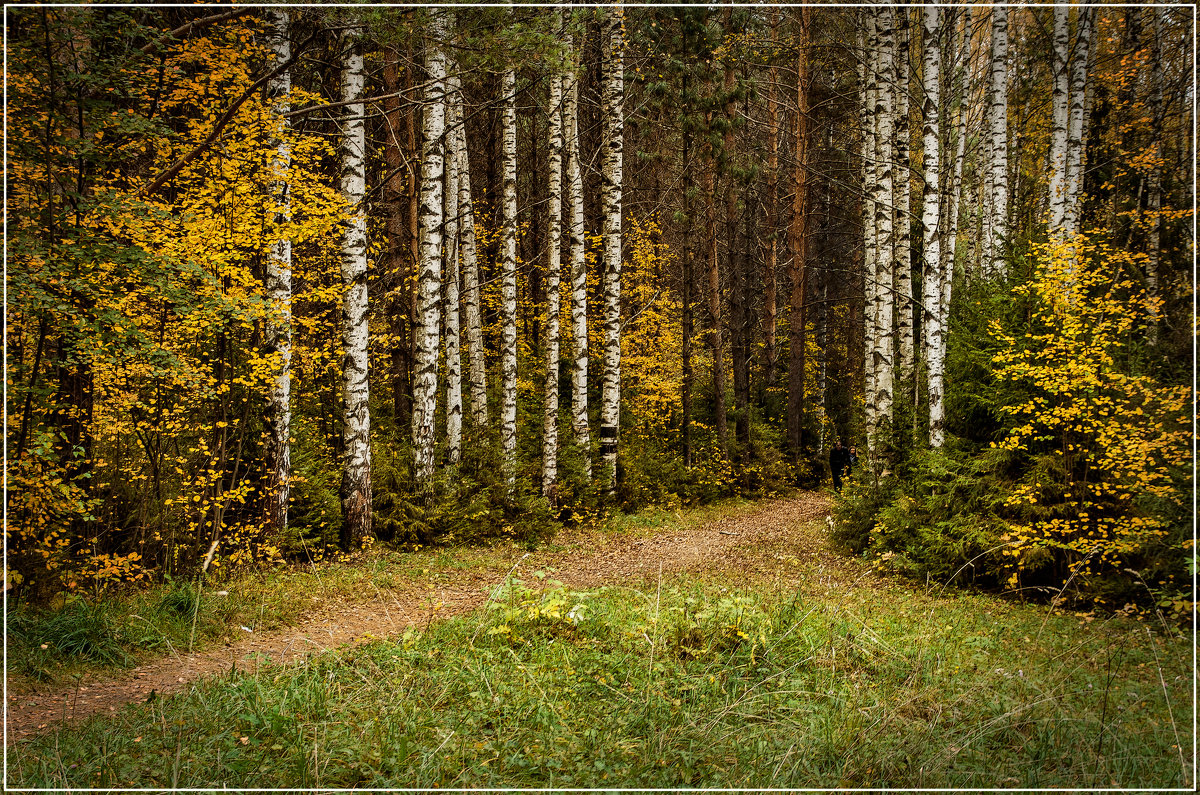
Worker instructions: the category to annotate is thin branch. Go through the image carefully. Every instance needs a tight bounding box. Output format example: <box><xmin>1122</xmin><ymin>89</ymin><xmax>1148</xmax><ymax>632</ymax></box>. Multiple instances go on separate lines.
<box><xmin>139</xmin><ymin>9</ymin><xmax>256</xmax><ymax>55</ymax></box>
<box><xmin>136</xmin><ymin>30</ymin><xmax>316</xmax><ymax>198</ymax></box>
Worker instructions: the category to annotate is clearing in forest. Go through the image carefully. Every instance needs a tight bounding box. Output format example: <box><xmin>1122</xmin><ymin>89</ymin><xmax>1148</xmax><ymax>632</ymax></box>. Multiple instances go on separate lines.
<box><xmin>7</xmin><ymin>495</ymin><xmax>1193</xmax><ymax>790</ymax></box>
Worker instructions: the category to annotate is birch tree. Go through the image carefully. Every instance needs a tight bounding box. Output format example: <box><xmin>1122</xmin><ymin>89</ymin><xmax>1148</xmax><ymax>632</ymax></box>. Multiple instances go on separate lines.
<box><xmin>452</xmin><ymin>75</ymin><xmax>487</xmax><ymax>428</ymax></box>
<box><xmin>444</xmin><ymin>59</ymin><xmax>463</xmax><ymax>465</ymax></box>
<box><xmin>920</xmin><ymin>6</ymin><xmax>946</xmax><ymax>447</ymax></box>
<box><xmin>942</xmin><ymin>6</ymin><xmax>972</xmax><ymax>312</ymax></box>
<box><xmin>263</xmin><ymin>8</ymin><xmax>292</xmax><ymax>534</ymax></box>
<box><xmin>599</xmin><ymin>6</ymin><xmax>624</xmax><ymax>490</ymax></box>
<box><xmin>564</xmin><ymin>27</ymin><xmax>590</xmax><ymax>479</ymax></box>
<box><xmin>983</xmin><ymin>4</ymin><xmax>1009</xmax><ymax>278</ymax></box>
<box><xmin>413</xmin><ymin>11</ymin><xmax>447</xmax><ymax>485</ymax></box>
<box><xmin>1063</xmin><ymin>7</ymin><xmax>1095</xmax><ymax>237</ymax></box>
<box><xmin>1145</xmin><ymin>7</ymin><xmax>1164</xmax><ymax>340</ymax></box>
<box><xmin>860</xmin><ymin>15</ymin><xmax>878</xmax><ymax>437</ymax></box>
<box><xmin>870</xmin><ymin>7</ymin><xmax>897</xmax><ymax>447</ymax></box>
<box><xmin>894</xmin><ymin>9</ymin><xmax>914</xmax><ymax>379</ymax></box>
<box><xmin>542</xmin><ymin>9</ymin><xmax>565</xmax><ymax>499</ymax></box>
<box><xmin>1047</xmin><ymin>5</ymin><xmax>1070</xmax><ymax>232</ymax></box>
<box><xmin>339</xmin><ymin>19</ymin><xmax>371</xmax><ymax>548</ymax></box>
<box><xmin>499</xmin><ymin>58</ymin><xmax>519</xmax><ymax>485</ymax></box>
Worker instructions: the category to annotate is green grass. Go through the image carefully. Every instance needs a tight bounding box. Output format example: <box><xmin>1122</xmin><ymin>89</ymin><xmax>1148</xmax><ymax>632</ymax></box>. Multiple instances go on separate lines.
<box><xmin>11</xmin><ymin>549</ymin><xmax>1193</xmax><ymax>790</ymax></box>
<box><xmin>5</xmin><ymin>496</ymin><xmax>765</xmax><ymax>686</ymax></box>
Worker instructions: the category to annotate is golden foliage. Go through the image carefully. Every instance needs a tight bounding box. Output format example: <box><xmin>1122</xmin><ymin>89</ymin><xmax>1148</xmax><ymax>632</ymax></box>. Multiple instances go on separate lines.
<box><xmin>990</xmin><ymin>236</ymin><xmax>1189</xmax><ymax>607</ymax></box>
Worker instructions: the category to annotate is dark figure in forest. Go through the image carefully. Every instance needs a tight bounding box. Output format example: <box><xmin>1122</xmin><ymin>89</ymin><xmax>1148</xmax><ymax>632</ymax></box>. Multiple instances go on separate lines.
<box><xmin>830</xmin><ymin>441</ymin><xmax>850</xmax><ymax>492</ymax></box>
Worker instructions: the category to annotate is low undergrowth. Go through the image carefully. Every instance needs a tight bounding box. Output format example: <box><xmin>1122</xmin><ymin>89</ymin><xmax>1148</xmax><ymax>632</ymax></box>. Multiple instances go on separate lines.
<box><xmin>12</xmin><ymin>558</ymin><xmax>1192</xmax><ymax>789</ymax></box>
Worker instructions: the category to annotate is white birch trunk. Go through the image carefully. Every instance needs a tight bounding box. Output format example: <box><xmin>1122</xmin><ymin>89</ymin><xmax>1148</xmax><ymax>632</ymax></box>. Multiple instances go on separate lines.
<box><xmin>1146</xmin><ymin>7</ymin><xmax>1164</xmax><ymax>340</ymax></box>
<box><xmin>339</xmin><ymin>20</ymin><xmax>372</xmax><ymax>547</ymax></box>
<box><xmin>894</xmin><ymin>9</ymin><xmax>914</xmax><ymax>379</ymax></box>
<box><xmin>871</xmin><ymin>7</ymin><xmax>896</xmax><ymax>447</ymax></box>
<box><xmin>1047</xmin><ymin>5</ymin><xmax>1070</xmax><ymax>233</ymax></box>
<box><xmin>263</xmin><ymin>9</ymin><xmax>292</xmax><ymax>534</ymax></box>
<box><xmin>920</xmin><ymin>6</ymin><xmax>946</xmax><ymax>448</ymax></box>
<box><xmin>1064</xmin><ymin>7</ymin><xmax>1094</xmax><ymax>237</ymax></box>
<box><xmin>499</xmin><ymin>64</ymin><xmax>519</xmax><ymax>486</ymax></box>
<box><xmin>444</xmin><ymin>60</ymin><xmax>463</xmax><ymax>466</ymax></box>
<box><xmin>984</xmin><ymin>4</ymin><xmax>1009</xmax><ymax>278</ymax></box>
<box><xmin>860</xmin><ymin>15</ymin><xmax>878</xmax><ymax>438</ymax></box>
<box><xmin>942</xmin><ymin>7</ymin><xmax>971</xmax><ymax>315</ymax></box>
<box><xmin>542</xmin><ymin>9</ymin><xmax>565</xmax><ymax>499</ymax></box>
<box><xmin>413</xmin><ymin>12</ymin><xmax>447</xmax><ymax>485</ymax></box>
<box><xmin>564</xmin><ymin>29</ymin><xmax>591</xmax><ymax>480</ymax></box>
<box><xmin>599</xmin><ymin>6</ymin><xmax>624</xmax><ymax>491</ymax></box>
<box><xmin>452</xmin><ymin>76</ymin><xmax>487</xmax><ymax>428</ymax></box>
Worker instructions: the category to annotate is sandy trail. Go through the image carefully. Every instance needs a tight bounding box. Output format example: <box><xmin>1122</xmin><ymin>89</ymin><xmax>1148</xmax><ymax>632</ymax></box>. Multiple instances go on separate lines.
<box><xmin>6</xmin><ymin>495</ymin><xmax>831</xmax><ymax>744</ymax></box>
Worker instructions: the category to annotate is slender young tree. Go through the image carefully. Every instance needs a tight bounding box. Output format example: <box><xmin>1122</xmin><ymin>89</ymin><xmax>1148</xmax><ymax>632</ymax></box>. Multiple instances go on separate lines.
<box><xmin>860</xmin><ymin>14</ymin><xmax>878</xmax><ymax>437</ymax></box>
<box><xmin>680</xmin><ymin>52</ymin><xmax>697</xmax><ymax>468</ymax></box>
<box><xmin>599</xmin><ymin>5</ymin><xmax>625</xmax><ymax>490</ymax></box>
<box><xmin>339</xmin><ymin>19</ymin><xmax>372</xmax><ymax>548</ymax></box>
<box><xmin>413</xmin><ymin>11</ymin><xmax>447</xmax><ymax>485</ymax></box>
<box><xmin>542</xmin><ymin>9</ymin><xmax>565</xmax><ymax>499</ymax></box>
<box><xmin>763</xmin><ymin>10</ymin><xmax>781</xmax><ymax>388</ymax></box>
<box><xmin>983</xmin><ymin>3</ymin><xmax>1009</xmax><ymax>277</ymax></box>
<box><xmin>942</xmin><ymin>6</ymin><xmax>972</xmax><ymax>311</ymax></box>
<box><xmin>894</xmin><ymin>8</ymin><xmax>914</xmax><ymax>380</ymax></box>
<box><xmin>920</xmin><ymin>5</ymin><xmax>946</xmax><ymax>447</ymax></box>
<box><xmin>870</xmin><ymin>6</ymin><xmax>897</xmax><ymax>449</ymax></box>
<box><xmin>444</xmin><ymin>57</ymin><xmax>463</xmax><ymax>466</ymax></box>
<box><xmin>263</xmin><ymin>8</ymin><xmax>292</xmax><ymax>535</ymax></box>
<box><xmin>451</xmin><ymin>74</ymin><xmax>487</xmax><ymax>429</ymax></box>
<box><xmin>1145</xmin><ymin>6</ymin><xmax>1164</xmax><ymax>340</ymax></box>
<box><xmin>564</xmin><ymin>26</ymin><xmax>591</xmax><ymax>479</ymax></box>
<box><xmin>787</xmin><ymin>7</ymin><xmax>811</xmax><ymax>458</ymax></box>
<box><xmin>382</xmin><ymin>45</ymin><xmax>412</xmax><ymax>427</ymax></box>
<box><xmin>702</xmin><ymin>153</ymin><xmax>727</xmax><ymax>459</ymax></box>
<box><xmin>499</xmin><ymin>55</ymin><xmax>519</xmax><ymax>485</ymax></box>
<box><xmin>1063</xmin><ymin>6</ymin><xmax>1095</xmax><ymax>237</ymax></box>
<box><xmin>1047</xmin><ymin>4</ymin><xmax>1070</xmax><ymax>233</ymax></box>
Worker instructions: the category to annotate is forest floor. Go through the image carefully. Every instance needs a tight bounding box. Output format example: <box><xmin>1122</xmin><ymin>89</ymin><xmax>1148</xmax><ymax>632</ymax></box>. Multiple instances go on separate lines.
<box><xmin>9</xmin><ymin>492</ymin><xmax>1192</xmax><ymax>789</ymax></box>
<box><xmin>7</xmin><ymin>494</ymin><xmax>835</xmax><ymax>744</ymax></box>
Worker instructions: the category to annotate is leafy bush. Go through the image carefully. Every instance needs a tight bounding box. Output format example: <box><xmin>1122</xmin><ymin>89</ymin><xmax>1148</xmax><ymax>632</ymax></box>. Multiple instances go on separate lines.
<box><xmin>840</xmin><ymin>236</ymin><xmax>1193</xmax><ymax>617</ymax></box>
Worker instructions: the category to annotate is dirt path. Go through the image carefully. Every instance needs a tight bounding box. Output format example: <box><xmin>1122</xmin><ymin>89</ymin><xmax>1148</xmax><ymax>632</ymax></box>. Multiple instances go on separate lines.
<box><xmin>6</xmin><ymin>495</ymin><xmax>832</xmax><ymax>744</ymax></box>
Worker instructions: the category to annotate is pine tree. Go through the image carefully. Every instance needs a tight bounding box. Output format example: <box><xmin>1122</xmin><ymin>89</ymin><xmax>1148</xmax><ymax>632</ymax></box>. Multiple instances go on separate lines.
<box><xmin>787</xmin><ymin>7</ymin><xmax>812</xmax><ymax>458</ymax></box>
